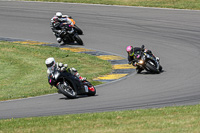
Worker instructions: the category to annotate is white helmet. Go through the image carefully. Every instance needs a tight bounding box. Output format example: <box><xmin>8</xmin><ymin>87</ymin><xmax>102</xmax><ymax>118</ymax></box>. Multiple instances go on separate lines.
<box><xmin>45</xmin><ymin>57</ymin><xmax>56</xmax><ymax>72</ymax></box>
<box><xmin>56</xmin><ymin>12</ymin><xmax>62</xmax><ymax>18</ymax></box>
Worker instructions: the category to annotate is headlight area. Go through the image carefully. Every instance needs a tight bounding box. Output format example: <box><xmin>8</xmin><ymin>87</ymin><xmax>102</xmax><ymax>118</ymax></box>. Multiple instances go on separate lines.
<box><xmin>138</xmin><ymin>60</ymin><xmax>144</xmax><ymax>64</ymax></box>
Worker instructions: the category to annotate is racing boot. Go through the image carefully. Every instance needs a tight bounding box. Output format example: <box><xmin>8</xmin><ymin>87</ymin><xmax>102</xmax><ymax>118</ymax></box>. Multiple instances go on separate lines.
<box><xmin>75</xmin><ymin>72</ymin><xmax>87</xmax><ymax>81</ymax></box>
<box><xmin>79</xmin><ymin>76</ymin><xmax>87</xmax><ymax>81</ymax></box>
<box><xmin>70</xmin><ymin>68</ymin><xmax>86</xmax><ymax>81</ymax></box>
<box><xmin>57</xmin><ymin>37</ymin><xmax>62</xmax><ymax>43</ymax></box>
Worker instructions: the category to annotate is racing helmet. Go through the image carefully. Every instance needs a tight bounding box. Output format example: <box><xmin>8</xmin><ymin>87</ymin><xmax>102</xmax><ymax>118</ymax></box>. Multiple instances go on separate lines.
<box><xmin>45</xmin><ymin>57</ymin><xmax>56</xmax><ymax>72</ymax></box>
<box><xmin>56</xmin><ymin>12</ymin><xmax>62</xmax><ymax>18</ymax></box>
<box><xmin>126</xmin><ymin>46</ymin><xmax>134</xmax><ymax>56</ymax></box>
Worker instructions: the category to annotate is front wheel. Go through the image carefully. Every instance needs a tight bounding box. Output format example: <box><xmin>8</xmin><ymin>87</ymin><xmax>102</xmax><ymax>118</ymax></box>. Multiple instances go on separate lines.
<box><xmin>74</xmin><ymin>25</ymin><xmax>83</xmax><ymax>35</ymax></box>
<box><xmin>146</xmin><ymin>61</ymin><xmax>160</xmax><ymax>74</ymax></box>
<box><xmin>57</xmin><ymin>82</ymin><xmax>77</xmax><ymax>99</ymax></box>
<box><xmin>74</xmin><ymin>34</ymin><xmax>83</xmax><ymax>45</ymax></box>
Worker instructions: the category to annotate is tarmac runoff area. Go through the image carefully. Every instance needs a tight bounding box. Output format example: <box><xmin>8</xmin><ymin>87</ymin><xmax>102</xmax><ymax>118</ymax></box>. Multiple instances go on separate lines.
<box><xmin>0</xmin><ymin>37</ymin><xmax>136</xmax><ymax>83</ymax></box>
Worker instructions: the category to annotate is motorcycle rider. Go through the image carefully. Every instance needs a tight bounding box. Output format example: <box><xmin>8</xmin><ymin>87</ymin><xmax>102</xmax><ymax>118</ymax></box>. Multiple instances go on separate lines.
<box><xmin>126</xmin><ymin>45</ymin><xmax>160</xmax><ymax>73</ymax></box>
<box><xmin>45</xmin><ymin>57</ymin><xmax>86</xmax><ymax>81</ymax></box>
<box><xmin>50</xmin><ymin>12</ymin><xmax>74</xmax><ymax>44</ymax></box>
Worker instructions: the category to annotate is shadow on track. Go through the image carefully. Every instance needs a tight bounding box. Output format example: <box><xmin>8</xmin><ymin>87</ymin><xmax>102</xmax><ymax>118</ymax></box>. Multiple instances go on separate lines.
<box><xmin>59</xmin><ymin>95</ymin><xmax>98</xmax><ymax>100</ymax></box>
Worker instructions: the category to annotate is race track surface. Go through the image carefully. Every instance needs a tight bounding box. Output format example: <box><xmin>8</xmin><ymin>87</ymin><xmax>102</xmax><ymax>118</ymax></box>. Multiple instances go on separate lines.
<box><xmin>0</xmin><ymin>1</ymin><xmax>200</xmax><ymax>119</ymax></box>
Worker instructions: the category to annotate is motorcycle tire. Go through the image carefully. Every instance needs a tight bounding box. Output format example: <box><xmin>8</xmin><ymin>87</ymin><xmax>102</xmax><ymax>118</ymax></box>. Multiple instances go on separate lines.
<box><xmin>57</xmin><ymin>82</ymin><xmax>77</xmax><ymax>99</ymax></box>
<box><xmin>146</xmin><ymin>61</ymin><xmax>160</xmax><ymax>74</ymax></box>
<box><xmin>159</xmin><ymin>65</ymin><xmax>163</xmax><ymax>72</ymax></box>
<box><xmin>74</xmin><ymin>25</ymin><xmax>83</xmax><ymax>35</ymax></box>
<box><xmin>87</xmin><ymin>86</ymin><xmax>96</xmax><ymax>96</ymax></box>
<box><xmin>74</xmin><ymin>34</ymin><xmax>83</xmax><ymax>45</ymax></box>
<box><xmin>136</xmin><ymin>68</ymin><xmax>143</xmax><ymax>74</ymax></box>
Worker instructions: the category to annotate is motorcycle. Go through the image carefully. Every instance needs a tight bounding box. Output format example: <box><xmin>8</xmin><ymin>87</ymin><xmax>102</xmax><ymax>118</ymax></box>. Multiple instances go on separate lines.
<box><xmin>62</xmin><ymin>16</ymin><xmax>83</xmax><ymax>35</ymax></box>
<box><xmin>48</xmin><ymin>69</ymin><xmax>96</xmax><ymax>99</ymax></box>
<box><xmin>69</xmin><ymin>17</ymin><xmax>83</xmax><ymax>35</ymax></box>
<box><xmin>59</xmin><ymin>22</ymin><xmax>83</xmax><ymax>45</ymax></box>
<box><xmin>132</xmin><ymin>46</ymin><xmax>162</xmax><ymax>74</ymax></box>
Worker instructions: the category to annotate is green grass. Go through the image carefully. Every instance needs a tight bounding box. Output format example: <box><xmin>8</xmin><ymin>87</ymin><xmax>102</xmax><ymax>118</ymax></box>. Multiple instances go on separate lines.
<box><xmin>0</xmin><ymin>41</ymin><xmax>112</xmax><ymax>101</ymax></box>
<box><xmin>1</xmin><ymin>104</ymin><xmax>200</xmax><ymax>133</ymax></box>
<box><xmin>1</xmin><ymin>1</ymin><xmax>200</xmax><ymax>131</ymax></box>
<box><xmin>24</xmin><ymin>0</ymin><xmax>200</xmax><ymax>10</ymax></box>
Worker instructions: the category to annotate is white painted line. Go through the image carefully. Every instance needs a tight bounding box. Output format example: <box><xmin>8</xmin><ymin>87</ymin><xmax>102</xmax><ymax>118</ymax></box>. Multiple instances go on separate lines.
<box><xmin>0</xmin><ymin>93</ymin><xmax>57</xmax><ymax>103</ymax></box>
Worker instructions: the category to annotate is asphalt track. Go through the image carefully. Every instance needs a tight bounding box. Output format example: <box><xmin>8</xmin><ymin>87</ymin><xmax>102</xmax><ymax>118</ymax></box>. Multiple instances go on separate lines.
<box><xmin>0</xmin><ymin>1</ymin><xmax>200</xmax><ymax>119</ymax></box>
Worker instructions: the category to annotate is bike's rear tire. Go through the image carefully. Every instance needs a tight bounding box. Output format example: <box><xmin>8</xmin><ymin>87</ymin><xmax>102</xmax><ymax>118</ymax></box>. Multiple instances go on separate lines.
<box><xmin>74</xmin><ymin>34</ymin><xmax>83</xmax><ymax>45</ymax></box>
<box><xmin>87</xmin><ymin>86</ymin><xmax>96</xmax><ymax>96</ymax></box>
<box><xmin>159</xmin><ymin>65</ymin><xmax>163</xmax><ymax>72</ymax></box>
<box><xmin>57</xmin><ymin>82</ymin><xmax>77</xmax><ymax>99</ymax></box>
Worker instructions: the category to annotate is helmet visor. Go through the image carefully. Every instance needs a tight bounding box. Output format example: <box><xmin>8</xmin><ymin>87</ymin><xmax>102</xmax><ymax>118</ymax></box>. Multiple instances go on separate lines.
<box><xmin>46</xmin><ymin>61</ymin><xmax>54</xmax><ymax>68</ymax></box>
<box><xmin>128</xmin><ymin>50</ymin><xmax>134</xmax><ymax>56</ymax></box>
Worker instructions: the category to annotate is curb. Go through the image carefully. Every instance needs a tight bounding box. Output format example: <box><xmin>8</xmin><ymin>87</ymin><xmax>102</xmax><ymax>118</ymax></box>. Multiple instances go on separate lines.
<box><xmin>0</xmin><ymin>37</ymin><xmax>135</xmax><ymax>83</ymax></box>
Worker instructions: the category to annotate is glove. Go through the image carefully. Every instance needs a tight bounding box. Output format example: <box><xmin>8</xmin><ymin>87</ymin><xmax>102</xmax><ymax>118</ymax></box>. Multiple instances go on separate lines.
<box><xmin>64</xmin><ymin>64</ymin><xmax>68</xmax><ymax>68</ymax></box>
<box><xmin>60</xmin><ymin>67</ymin><xmax>65</xmax><ymax>72</ymax></box>
<box><xmin>58</xmin><ymin>62</ymin><xmax>63</xmax><ymax>68</ymax></box>
<box><xmin>60</xmin><ymin>64</ymin><xmax>68</xmax><ymax>72</ymax></box>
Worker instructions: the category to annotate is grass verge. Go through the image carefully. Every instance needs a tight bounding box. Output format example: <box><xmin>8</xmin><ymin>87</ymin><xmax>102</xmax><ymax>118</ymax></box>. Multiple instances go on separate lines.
<box><xmin>1</xmin><ymin>1</ymin><xmax>200</xmax><ymax>131</ymax></box>
<box><xmin>0</xmin><ymin>104</ymin><xmax>200</xmax><ymax>132</ymax></box>
<box><xmin>25</xmin><ymin>0</ymin><xmax>200</xmax><ymax>10</ymax></box>
<box><xmin>0</xmin><ymin>41</ymin><xmax>112</xmax><ymax>101</ymax></box>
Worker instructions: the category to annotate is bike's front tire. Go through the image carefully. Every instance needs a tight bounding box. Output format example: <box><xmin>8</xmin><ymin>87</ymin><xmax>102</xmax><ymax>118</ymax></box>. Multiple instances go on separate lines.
<box><xmin>74</xmin><ymin>34</ymin><xmax>83</xmax><ymax>45</ymax></box>
<box><xmin>57</xmin><ymin>82</ymin><xmax>77</xmax><ymax>99</ymax></box>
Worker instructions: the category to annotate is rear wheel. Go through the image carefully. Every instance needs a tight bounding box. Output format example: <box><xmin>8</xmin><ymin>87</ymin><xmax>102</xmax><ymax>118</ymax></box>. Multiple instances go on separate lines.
<box><xmin>57</xmin><ymin>82</ymin><xmax>77</xmax><ymax>99</ymax></box>
<box><xmin>87</xmin><ymin>86</ymin><xmax>96</xmax><ymax>96</ymax></box>
<box><xmin>83</xmin><ymin>81</ymin><xmax>96</xmax><ymax>96</ymax></box>
<box><xmin>159</xmin><ymin>65</ymin><xmax>163</xmax><ymax>72</ymax></box>
<box><xmin>136</xmin><ymin>67</ymin><xmax>143</xmax><ymax>74</ymax></box>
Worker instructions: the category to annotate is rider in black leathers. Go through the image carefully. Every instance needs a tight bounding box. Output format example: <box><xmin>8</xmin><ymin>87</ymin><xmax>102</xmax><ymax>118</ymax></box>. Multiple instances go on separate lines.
<box><xmin>126</xmin><ymin>45</ymin><xmax>160</xmax><ymax>73</ymax></box>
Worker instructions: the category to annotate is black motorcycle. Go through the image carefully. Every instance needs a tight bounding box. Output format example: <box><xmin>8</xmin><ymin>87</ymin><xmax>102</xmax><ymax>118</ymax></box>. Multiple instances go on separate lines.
<box><xmin>68</xmin><ymin>16</ymin><xmax>83</xmax><ymax>35</ymax></box>
<box><xmin>48</xmin><ymin>69</ymin><xmax>96</xmax><ymax>99</ymax></box>
<box><xmin>60</xmin><ymin>23</ymin><xmax>83</xmax><ymax>45</ymax></box>
<box><xmin>74</xmin><ymin>25</ymin><xmax>83</xmax><ymax>35</ymax></box>
<box><xmin>133</xmin><ymin>46</ymin><xmax>162</xmax><ymax>74</ymax></box>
